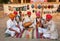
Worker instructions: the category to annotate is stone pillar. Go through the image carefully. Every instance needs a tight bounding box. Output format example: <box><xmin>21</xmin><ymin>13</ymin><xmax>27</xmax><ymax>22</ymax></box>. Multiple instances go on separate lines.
<box><xmin>56</xmin><ymin>0</ymin><xmax>59</xmax><ymax>2</ymax></box>
<box><xmin>25</xmin><ymin>0</ymin><xmax>26</xmax><ymax>3</ymax></box>
<box><xmin>21</xmin><ymin>0</ymin><xmax>23</xmax><ymax>4</ymax></box>
<box><xmin>10</xmin><ymin>0</ymin><xmax>14</xmax><ymax>2</ymax></box>
<box><xmin>13</xmin><ymin>0</ymin><xmax>18</xmax><ymax>3</ymax></box>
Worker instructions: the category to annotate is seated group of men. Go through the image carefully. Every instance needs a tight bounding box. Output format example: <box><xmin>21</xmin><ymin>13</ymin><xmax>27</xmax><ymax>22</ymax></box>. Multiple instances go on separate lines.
<box><xmin>5</xmin><ymin>11</ymin><xmax>58</xmax><ymax>39</ymax></box>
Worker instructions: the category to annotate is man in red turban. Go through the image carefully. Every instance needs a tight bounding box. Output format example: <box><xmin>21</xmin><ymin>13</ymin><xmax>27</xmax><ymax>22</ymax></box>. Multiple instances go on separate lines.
<box><xmin>22</xmin><ymin>11</ymin><xmax>34</xmax><ymax>38</ymax></box>
<box><xmin>43</xmin><ymin>14</ymin><xmax>58</xmax><ymax>39</ymax></box>
<box><xmin>13</xmin><ymin>11</ymin><xmax>18</xmax><ymax>15</ymax></box>
<box><xmin>46</xmin><ymin>14</ymin><xmax>52</xmax><ymax>21</ymax></box>
<box><xmin>27</xmin><ymin>11</ymin><xmax>31</xmax><ymax>17</ymax></box>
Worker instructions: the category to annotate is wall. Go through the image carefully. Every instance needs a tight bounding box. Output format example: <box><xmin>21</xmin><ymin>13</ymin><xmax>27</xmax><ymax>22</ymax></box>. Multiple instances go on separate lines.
<box><xmin>3</xmin><ymin>3</ymin><xmax>60</xmax><ymax>18</ymax></box>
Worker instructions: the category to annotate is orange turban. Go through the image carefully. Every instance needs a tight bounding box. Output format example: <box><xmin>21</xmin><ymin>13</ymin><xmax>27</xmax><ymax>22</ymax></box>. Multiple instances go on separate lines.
<box><xmin>8</xmin><ymin>13</ymin><xmax>16</xmax><ymax>19</ymax></box>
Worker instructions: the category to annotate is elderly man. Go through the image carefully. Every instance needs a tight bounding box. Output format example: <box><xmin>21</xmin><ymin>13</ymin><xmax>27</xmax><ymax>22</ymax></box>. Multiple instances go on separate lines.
<box><xmin>5</xmin><ymin>13</ymin><xmax>20</xmax><ymax>37</ymax></box>
<box><xmin>43</xmin><ymin>14</ymin><xmax>58</xmax><ymax>39</ymax></box>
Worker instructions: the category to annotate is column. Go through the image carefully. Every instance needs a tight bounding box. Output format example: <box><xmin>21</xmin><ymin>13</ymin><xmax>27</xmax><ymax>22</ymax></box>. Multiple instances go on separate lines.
<box><xmin>21</xmin><ymin>0</ymin><xmax>23</xmax><ymax>3</ymax></box>
<box><xmin>10</xmin><ymin>0</ymin><xmax>14</xmax><ymax>3</ymax></box>
<box><xmin>56</xmin><ymin>0</ymin><xmax>59</xmax><ymax>2</ymax></box>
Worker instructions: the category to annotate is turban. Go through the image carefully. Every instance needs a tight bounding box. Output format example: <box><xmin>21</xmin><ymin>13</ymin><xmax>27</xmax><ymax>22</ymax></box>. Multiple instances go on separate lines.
<box><xmin>8</xmin><ymin>13</ymin><xmax>16</xmax><ymax>19</ymax></box>
<box><xmin>27</xmin><ymin>11</ymin><xmax>31</xmax><ymax>15</ymax></box>
<box><xmin>36</xmin><ymin>11</ymin><xmax>40</xmax><ymax>17</ymax></box>
<box><xmin>13</xmin><ymin>11</ymin><xmax>18</xmax><ymax>15</ymax></box>
<box><xmin>46</xmin><ymin>14</ymin><xmax>52</xmax><ymax>20</ymax></box>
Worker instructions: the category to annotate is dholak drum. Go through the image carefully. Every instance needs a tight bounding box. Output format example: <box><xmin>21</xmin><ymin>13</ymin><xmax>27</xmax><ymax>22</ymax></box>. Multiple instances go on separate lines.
<box><xmin>23</xmin><ymin>22</ymin><xmax>32</xmax><ymax>28</ymax></box>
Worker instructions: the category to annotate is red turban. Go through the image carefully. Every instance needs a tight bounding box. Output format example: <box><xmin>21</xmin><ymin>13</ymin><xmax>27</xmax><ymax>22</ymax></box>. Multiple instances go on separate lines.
<box><xmin>27</xmin><ymin>11</ymin><xmax>31</xmax><ymax>15</ymax></box>
<box><xmin>13</xmin><ymin>11</ymin><xmax>18</xmax><ymax>15</ymax></box>
<box><xmin>36</xmin><ymin>11</ymin><xmax>40</xmax><ymax>17</ymax></box>
<box><xmin>46</xmin><ymin>14</ymin><xmax>52</xmax><ymax>20</ymax></box>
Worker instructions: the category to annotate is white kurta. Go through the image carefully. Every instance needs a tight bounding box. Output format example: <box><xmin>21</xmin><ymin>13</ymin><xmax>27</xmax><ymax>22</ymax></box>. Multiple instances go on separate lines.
<box><xmin>23</xmin><ymin>16</ymin><xmax>34</xmax><ymax>27</ymax></box>
<box><xmin>5</xmin><ymin>19</ymin><xmax>20</xmax><ymax>37</ymax></box>
<box><xmin>19</xmin><ymin>21</ymin><xmax>24</xmax><ymax>31</ymax></box>
<box><xmin>43</xmin><ymin>20</ymin><xmax>58</xmax><ymax>39</ymax></box>
<box><xmin>32</xmin><ymin>18</ymin><xmax>47</xmax><ymax>38</ymax></box>
<box><xmin>38</xmin><ymin>27</ymin><xmax>43</xmax><ymax>33</ymax></box>
<box><xmin>22</xmin><ymin>16</ymin><xmax>34</xmax><ymax>38</ymax></box>
<box><xmin>23</xmin><ymin>16</ymin><xmax>33</xmax><ymax>23</ymax></box>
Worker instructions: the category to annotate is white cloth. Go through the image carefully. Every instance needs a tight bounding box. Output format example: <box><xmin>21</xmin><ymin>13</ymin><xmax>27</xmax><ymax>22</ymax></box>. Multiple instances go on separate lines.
<box><xmin>23</xmin><ymin>16</ymin><xmax>34</xmax><ymax>23</ymax></box>
<box><xmin>15</xmin><ymin>15</ymin><xmax>20</xmax><ymax>22</ymax></box>
<box><xmin>29</xmin><ymin>19</ymin><xmax>36</xmax><ymax>28</ymax></box>
<box><xmin>43</xmin><ymin>28</ymin><xmax>50</xmax><ymax>38</ymax></box>
<box><xmin>23</xmin><ymin>16</ymin><xmax>34</xmax><ymax>28</ymax></box>
<box><xmin>38</xmin><ymin>27</ymin><xmax>43</xmax><ymax>33</ymax></box>
<box><xmin>19</xmin><ymin>22</ymin><xmax>24</xmax><ymax>31</ymax></box>
<box><xmin>43</xmin><ymin>20</ymin><xmax>58</xmax><ymax>39</ymax></box>
<box><xmin>5</xmin><ymin>19</ymin><xmax>20</xmax><ymax>37</ymax></box>
<box><xmin>38</xmin><ymin>27</ymin><xmax>50</xmax><ymax>38</ymax></box>
<box><xmin>30</xmin><ymin>18</ymin><xmax>44</xmax><ymax>28</ymax></box>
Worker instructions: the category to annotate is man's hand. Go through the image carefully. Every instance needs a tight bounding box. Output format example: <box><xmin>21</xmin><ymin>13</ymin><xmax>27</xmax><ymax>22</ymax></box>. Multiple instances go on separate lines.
<box><xmin>16</xmin><ymin>25</ymin><xmax>19</xmax><ymax>27</ymax></box>
<box><xmin>9</xmin><ymin>28</ymin><xmax>19</xmax><ymax>33</ymax></box>
<box><xmin>15</xmin><ymin>31</ymin><xmax>18</xmax><ymax>34</ymax></box>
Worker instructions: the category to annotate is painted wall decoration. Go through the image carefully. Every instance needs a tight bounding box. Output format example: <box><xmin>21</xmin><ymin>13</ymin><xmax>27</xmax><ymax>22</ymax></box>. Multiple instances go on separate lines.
<box><xmin>16</xmin><ymin>7</ymin><xmax>19</xmax><ymax>11</ymax></box>
<box><xmin>0</xmin><ymin>4</ymin><xmax>3</xmax><ymax>11</ymax></box>
<box><xmin>27</xmin><ymin>5</ymin><xmax>30</xmax><ymax>10</ymax></box>
<box><xmin>44</xmin><ymin>5</ymin><xmax>47</xmax><ymax>9</ymax></box>
<box><xmin>31</xmin><ymin>4</ymin><xmax>34</xmax><ymax>8</ymax></box>
<box><xmin>57</xmin><ymin>5</ymin><xmax>60</xmax><ymax>12</ymax></box>
<box><xmin>48</xmin><ymin>5</ymin><xmax>51</xmax><ymax>9</ymax></box>
<box><xmin>22</xmin><ymin>6</ymin><xmax>27</xmax><ymax>11</ymax></box>
<box><xmin>19</xmin><ymin>7</ymin><xmax>23</xmax><ymax>11</ymax></box>
<box><xmin>38</xmin><ymin>5</ymin><xmax>42</xmax><ymax>9</ymax></box>
<box><xmin>32</xmin><ymin>10</ymin><xmax>35</xmax><ymax>13</ymax></box>
<box><xmin>34</xmin><ymin>4</ymin><xmax>37</xmax><ymax>9</ymax></box>
<box><xmin>13</xmin><ymin>7</ymin><xmax>20</xmax><ymax>11</ymax></box>
<box><xmin>4</xmin><ymin>4</ymin><xmax>59</xmax><ymax>16</ymax></box>
<box><xmin>50</xmin><ymin>5</ymin><xmax>54</xmax><ymax>8</ymax></box>
<box><xmin>8</xmin><ymin>6</ymin><xmax>13</xmax><ymax>11</ymax></box>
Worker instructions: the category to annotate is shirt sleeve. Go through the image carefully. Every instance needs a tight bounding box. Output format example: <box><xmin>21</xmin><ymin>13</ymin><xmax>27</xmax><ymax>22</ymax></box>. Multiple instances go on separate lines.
<box><xmin>32</xmin><ymin>19</ymin><xmax>36</xmax><ymax>26</ymax></box>
<box><xmin>14</xmin><ymin>20</ymin><xmax>17</xmax><ymax>25</ymax></box>
<box><xmin>49</xmin><ymin>22</ymin><xmax>55</xmax><ymax>33</ymax></box>
<box><xmin>46</xmin><ymin>22</ymin><xmax>56</xmax><ymax>33</ymax></box>
<box><xmin>7</xmin><ymin>21</ymin><xmax>11</xmax><ymax>29</ymax></box>
<box><xmin>23</xmin><ymin>18</ymin><xmax>29</xmax><ymax>23</ymax></box>
<box><xmin>29</xmin><ymin>19</ymin><xmax>36</xmax><ymax>28</ymax></box>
